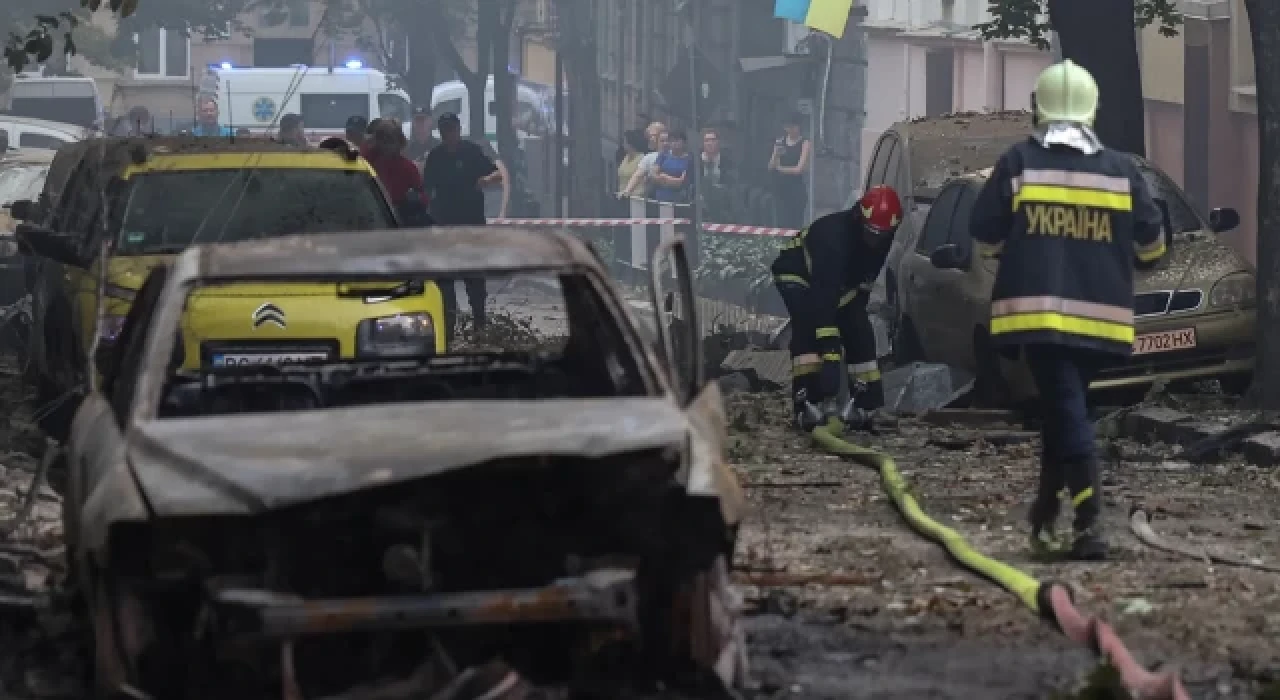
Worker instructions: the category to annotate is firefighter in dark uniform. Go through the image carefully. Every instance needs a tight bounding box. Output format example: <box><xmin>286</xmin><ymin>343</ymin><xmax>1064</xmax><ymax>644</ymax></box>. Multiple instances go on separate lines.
<box><xmin>771</xmin><ymin>185</ymin><xmax>903</xmax><ymax>431</ymax></box>
<box><xmin>970</xmin><ymin>60</ymin><xmax>1166</xmax><ymax>560</ymax></box>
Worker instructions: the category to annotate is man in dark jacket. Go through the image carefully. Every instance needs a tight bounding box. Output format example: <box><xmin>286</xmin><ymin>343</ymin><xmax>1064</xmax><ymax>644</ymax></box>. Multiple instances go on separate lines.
<box><xmin>423</xmin><ymin>112</ymin><xmax>503</xmax><ymax>336</ymax></box>
<box><xmin>971</xmin><ymin>60</ymin><xmax>1165</xmax><ymax>561</ymax></box>
<box><xmin>771</xmin><ymin>185</ymin><xmax>903</xmax><ymax>431</ymax></box>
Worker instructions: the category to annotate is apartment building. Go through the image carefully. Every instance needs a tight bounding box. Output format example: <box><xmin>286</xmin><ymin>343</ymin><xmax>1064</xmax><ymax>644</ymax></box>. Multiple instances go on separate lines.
<box><xmin>859</xmin><ymin>0</ymin><xmax>1052</xmax><ymax>182</ymax></box>
<box><xmin>1141</xmin><ymin>0</ymin><xmax>1258</xmax><ymax>265</ymax></box>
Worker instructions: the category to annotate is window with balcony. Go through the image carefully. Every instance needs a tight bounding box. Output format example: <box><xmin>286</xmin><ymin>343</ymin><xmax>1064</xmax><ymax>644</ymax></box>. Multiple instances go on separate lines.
<box><xmin>136</xmin><ymin>27</ymin><xmax>190</xmax><ymax>79</ymax></box>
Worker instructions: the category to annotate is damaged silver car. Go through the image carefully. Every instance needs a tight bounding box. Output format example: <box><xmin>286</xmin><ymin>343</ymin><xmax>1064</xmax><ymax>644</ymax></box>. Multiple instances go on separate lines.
<box><xmin>62</xmin><ymin>227</ymin><xmax>747</xmax><ymax>699</ymax></box>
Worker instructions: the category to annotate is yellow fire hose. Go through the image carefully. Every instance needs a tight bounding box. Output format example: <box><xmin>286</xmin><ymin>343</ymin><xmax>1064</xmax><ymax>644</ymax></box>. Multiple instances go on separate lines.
<box><xmin>809</xmin><ymin>419</ymin><xmax>1189</xmax><ymax>700</ymax></box>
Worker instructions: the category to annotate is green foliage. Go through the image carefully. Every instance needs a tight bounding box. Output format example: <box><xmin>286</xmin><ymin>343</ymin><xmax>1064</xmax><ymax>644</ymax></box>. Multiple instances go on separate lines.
<box><xmin>975</xmin><ymin>0</ymin><xmax>1183</xmax><ymax>49</ymax></box>
<box><xmin>695</xmin><ymin>233</ymin><xmax>779</xmax><ymax>292</ymax></box>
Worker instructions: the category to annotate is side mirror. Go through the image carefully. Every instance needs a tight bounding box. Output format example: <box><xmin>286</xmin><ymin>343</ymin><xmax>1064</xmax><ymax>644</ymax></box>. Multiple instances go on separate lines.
<box><xmin>1208</xmin><ymin>207</ymin><xmax>1240</xmax><ymax>233</ymax></box>
<box><xmin>6</xmin><ymin>199</ymin><xmax>32</xmax><ymax>222</ymax></box>
<box><xmin>929</xmin><ymin>244</ymin><xmax>968</xmax><ymax>270</ymax></box>
<box><xmin>15</xmin><ymin>224</ymin><xmax>87</xmax><ymax>268</ymax></box>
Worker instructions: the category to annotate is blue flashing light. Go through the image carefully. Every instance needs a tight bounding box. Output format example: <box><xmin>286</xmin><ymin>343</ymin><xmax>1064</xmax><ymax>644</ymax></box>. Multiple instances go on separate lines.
<box><xmin>345</xmin><ymin>59</ymin><xmax>363</xmax><ymax>69</ymax></box>
<box><xmin>220</xmin><ymin>62</ymin><xmax>233</xmax><ymax>70</ymax></box>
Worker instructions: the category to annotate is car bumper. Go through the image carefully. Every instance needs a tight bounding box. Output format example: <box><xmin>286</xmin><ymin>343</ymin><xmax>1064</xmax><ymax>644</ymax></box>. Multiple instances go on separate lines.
<box><xmin>1090</xmin><ymin>308</ymin><xmax>1255</xmax><ymax>390</ymax></box>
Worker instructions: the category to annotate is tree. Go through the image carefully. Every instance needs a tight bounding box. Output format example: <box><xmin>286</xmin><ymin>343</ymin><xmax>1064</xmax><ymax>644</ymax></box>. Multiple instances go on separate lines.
<box><xmin>975</xmin><ymin>0</ymin><xmax>1182</xmax><ymax>156</ymax></box>
<box><xmin>555</xmin><ymin>0</ymin><xmax>604</xmax><ymax>217</ymax></box>
<box><xmin>1243</xmin><ymin>0</ymin><xmax>1280</xmax><ymax>408</ymax></box>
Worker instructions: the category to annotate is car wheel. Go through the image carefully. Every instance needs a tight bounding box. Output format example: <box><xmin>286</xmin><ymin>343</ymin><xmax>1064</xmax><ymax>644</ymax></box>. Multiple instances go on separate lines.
<box><xmin>892</xmin><ymin>317</ymin><xmax>924</xmax><ymax>366</ymax></box>
<box><xmin>971</xmin><ymin>328</ymin><xmax>1010</xmax><ymax>408</ymax></box>
<box><xmin>673</xmin><ymin>555</ymin><xmax>747</xmax><ymax>693</ymax></box>
<box><xmin>90</xmin><ymin>573</ymin><xmax>137</xmax><ymax>700</ymax></box>
<box><xmin>1219</xmin><ymin>372</ymin><xmax>1253</xmax><ymax>397</ymax></box>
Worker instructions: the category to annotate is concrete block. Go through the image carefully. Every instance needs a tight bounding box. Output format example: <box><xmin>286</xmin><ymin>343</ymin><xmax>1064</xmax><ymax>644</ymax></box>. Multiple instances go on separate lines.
<box><xmin>720</xmin><ymin>349</ymin><xmax>791</xmax><ymax>389</ymax></box>
<box><xmin>1168</xmin><ymin>420</ymin><xmax>1231</xmax><ymax>447</ymax></box>
<box><xmin>1242</xmin><ymin>431</ymin><xmax>1280</xmax><ymax>467</ymax></box>
<box><xmin>1121</xmin><ymin>407</ymin><xmax>1192</xmax><ymax>444</ymax></box>
<box><xmin>885</xmin><ymin>363</ymin><xmax>955</xmax><ymax>415</ymax></box>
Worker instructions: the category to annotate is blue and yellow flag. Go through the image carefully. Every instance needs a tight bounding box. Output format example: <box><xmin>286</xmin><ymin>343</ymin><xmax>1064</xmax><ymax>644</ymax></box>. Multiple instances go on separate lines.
<box><xmin>804</xmin><ymin>0</ymin><xmax>854</xmax><ymax>38</ymax></box>
<box><xmin>774</xmin><ymin>0</ymin><xmax>811</xmax><ymax>23</ymax></box>
<box><xmin>774</xmin><ymin>0</ymin><xmax>854</xmax><ymax>39</ymax></box>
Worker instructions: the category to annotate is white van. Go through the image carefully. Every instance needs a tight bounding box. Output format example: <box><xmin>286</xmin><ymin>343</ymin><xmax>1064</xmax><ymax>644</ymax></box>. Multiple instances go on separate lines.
<box><xmin>430</xmin><ymin>76</ymin><xmax>557</xmax><ymax>140</ymax></box>
<box><xmin>6</xmin><ymin>74</ymin><xmax>103</xmax><ymax>130</ymax></box>
<box><xmin>205</xmin><ymin>64</ymin><xmax>412</xmax><ymax>140</ymax></box>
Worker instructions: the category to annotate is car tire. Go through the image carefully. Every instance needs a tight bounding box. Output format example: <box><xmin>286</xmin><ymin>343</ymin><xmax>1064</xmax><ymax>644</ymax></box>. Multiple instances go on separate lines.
<box><xmin>1219</xmin><ymin>373</ymin><xmax>1253</xmax><ymax>397</ymax></box>
<box><xmin>90</xmin><ymin>572</ymin><xmax>136</xmax><ymax>700</ymax></box>
<box><xmin>673</xmin><ymin>555</ymin><xmax>747</xmax><ymax>694</ymax></box>
<box><xmin>892</xmin><ymin>317</ymin><xmax>924</xmax><ymax>366</ymax></box>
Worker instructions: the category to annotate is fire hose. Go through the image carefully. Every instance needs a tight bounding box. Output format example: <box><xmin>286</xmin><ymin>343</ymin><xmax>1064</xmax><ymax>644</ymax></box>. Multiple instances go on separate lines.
<box><xmin>808</xmin><ymin>419</ymin><xmax>1190</xmax><ymax>700</ymax></box>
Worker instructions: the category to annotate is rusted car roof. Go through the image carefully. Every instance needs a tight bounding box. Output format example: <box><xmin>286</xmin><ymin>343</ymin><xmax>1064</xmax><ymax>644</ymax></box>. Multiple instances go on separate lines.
<box><xmin>180</xmin><ymin>226</ymin><xmax>607</xmax><ymax>280</ymax></box>
<box><xmin>126</xmin><ymin>398</ymin><xmax>691</xmax><ymax>516</ymax></box>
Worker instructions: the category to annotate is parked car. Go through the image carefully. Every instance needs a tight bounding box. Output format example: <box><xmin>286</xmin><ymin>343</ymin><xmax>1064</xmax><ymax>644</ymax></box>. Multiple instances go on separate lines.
<box><xmin>0</xmin><ymin>114</ymin><xmax>87</xmax><ymax>151</ymax></box>
<box><xmin>58</xmin><ymin>226</ymin><xmax>745</xmax><ymax>699</ymax></box>
<box><xmin>10</xmin><ymin>136</ymin><xmax>444</xmax><ymax>439</ymax></box>
<box><xmin>892</xmin><ymin>161</ymin><xmax>1253</xmax><ymax>403</ymax></box>
<box><xmin>0</xmin><ymin>149</ymin><xmax>52</xmax><ymax>306</ymax></box>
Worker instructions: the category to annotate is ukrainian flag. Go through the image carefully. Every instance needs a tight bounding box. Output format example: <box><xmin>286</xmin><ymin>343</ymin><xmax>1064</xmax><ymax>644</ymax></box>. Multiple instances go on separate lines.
<box><xmin>774</xmin><ymin>0</ymin><xmax>855</xmax><ymax>39</ymax></box>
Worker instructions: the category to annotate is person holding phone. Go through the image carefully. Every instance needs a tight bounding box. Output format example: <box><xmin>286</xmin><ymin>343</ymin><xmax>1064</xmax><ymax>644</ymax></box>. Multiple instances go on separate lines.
<box><xmin>769</xmin><ymin>113</ymin><xmax>811</xmax><ymax>229</ymax></box>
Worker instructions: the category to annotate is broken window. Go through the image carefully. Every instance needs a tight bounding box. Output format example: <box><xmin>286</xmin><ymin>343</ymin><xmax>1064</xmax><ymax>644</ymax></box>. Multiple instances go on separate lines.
<box><xmin>156</xmin><ymin>270</ymin><xmax>648</xmax><ymax>418</ymax></box>
<box><xmin>1138</xmin><ymin>164</ymin><xmax>1203</xmax><ymax>234</ymax></box>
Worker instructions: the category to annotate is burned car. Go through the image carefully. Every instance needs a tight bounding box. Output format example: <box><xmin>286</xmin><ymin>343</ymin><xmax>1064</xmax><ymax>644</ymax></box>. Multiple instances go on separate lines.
<box><xmin>63</xmin><ymin>227</ymin><xmax>747</xmax><ymax>699</ymax></box>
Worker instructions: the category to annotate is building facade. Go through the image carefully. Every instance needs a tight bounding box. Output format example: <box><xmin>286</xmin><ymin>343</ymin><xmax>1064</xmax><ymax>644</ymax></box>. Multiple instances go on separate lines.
<box><xmin>1141</xmin><ymin>0</ymin><xmax>1257</xmax><ymax>265</ymax></box>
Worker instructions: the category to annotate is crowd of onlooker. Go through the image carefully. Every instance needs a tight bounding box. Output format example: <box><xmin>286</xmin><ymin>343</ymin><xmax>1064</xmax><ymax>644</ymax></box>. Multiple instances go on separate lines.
<box><xmin>612</xmin><ymin>112</ymin><xmax>811</xmax><ymax>228</ymax></box>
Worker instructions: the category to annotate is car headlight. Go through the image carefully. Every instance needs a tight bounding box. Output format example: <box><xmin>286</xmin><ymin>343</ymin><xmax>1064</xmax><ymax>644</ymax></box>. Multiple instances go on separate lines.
<box><xmin>357</xmin><ymin>312</ymin><xmax>436</xmax><ymax>358</ymax></box>
<box><xmin>1209</xmin><ymin>272</ymin><xmax>1256</xmax><ymax>309</ymax></box>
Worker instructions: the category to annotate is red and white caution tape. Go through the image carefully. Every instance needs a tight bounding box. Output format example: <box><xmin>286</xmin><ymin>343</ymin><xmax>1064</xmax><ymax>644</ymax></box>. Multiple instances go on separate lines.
<box><xmin>488</xmin><ymin>218</ymin><xmax>689</xmax><ymax>226</ymax></box>
<box><xmin>487</xmin><ymin>217</ymin><xmax>800</xmax><ymax>236</ymax></box>
<box><xmin>701</xmin><ymin>223</ymin><xmax>798</xmax><ymax>237</ymax></box>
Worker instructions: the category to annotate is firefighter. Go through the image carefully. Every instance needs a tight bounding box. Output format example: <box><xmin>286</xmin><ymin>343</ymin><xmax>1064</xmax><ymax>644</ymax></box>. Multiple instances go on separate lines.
<box><xmin>970</xmin><ymin>59</ymin><xmax>1166</xmax><ymax>561</ymax></box>
<box><xmin>771</xmin><ymin>185</ymin><xmax>903</xmax><ymax>431</ymax></box>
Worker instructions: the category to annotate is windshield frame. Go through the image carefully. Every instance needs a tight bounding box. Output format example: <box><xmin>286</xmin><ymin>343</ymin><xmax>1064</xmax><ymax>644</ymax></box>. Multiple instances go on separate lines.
<box><xmin>112</xmin><ymin>166</ymin><xmax>397</xmax><ymax>256</ymax></box>
<box><xmin>131</xmin><ymin>264</ymin><xmax>661</xmax><ymax>423</ymax></box>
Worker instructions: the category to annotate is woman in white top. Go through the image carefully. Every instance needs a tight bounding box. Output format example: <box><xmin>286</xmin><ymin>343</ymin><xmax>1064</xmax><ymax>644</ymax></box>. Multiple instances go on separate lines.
<box><xmin>622</xmin><ymin>122</ymin><xmax>668</xmax><ymax>197</ymax></box>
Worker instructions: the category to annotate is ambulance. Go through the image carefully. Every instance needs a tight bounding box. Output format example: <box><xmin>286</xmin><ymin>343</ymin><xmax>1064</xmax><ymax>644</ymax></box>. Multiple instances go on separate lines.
<box><xmin>203</xmin><ymin>63</ymin><xmax>412</xmax><ymax>141</ymax></box>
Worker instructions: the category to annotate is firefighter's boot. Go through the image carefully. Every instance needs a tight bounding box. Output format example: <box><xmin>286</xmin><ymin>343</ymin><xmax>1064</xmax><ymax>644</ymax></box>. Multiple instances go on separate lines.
<box><xmin>792</xmin><ymin>389</ymin><xmax>824</xmax><ymax>433</ymax></box>
<box><xmin>1028</xmin><ymin>458</ymin><xmax>1062</xmax><ymax>549</ymax></box>
<box><xmin>1066</xmin><ymin>459</ymin><xmax>1108</xmax><ymax>561</ymax></box>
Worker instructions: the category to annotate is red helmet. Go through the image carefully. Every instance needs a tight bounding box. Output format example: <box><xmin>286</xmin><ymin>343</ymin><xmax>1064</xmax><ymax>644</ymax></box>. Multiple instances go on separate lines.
<box><xmin>858</xmin><ymin>185</ymin><xmax>903</xmax><ymax>235</ymax></box>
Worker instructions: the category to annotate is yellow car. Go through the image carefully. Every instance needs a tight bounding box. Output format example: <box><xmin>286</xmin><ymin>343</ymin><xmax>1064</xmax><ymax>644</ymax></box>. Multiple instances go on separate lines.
<box><xmin>13</xmin><ymin>137</ymin><xmax>444</xmax><ymax>434</ymax></box>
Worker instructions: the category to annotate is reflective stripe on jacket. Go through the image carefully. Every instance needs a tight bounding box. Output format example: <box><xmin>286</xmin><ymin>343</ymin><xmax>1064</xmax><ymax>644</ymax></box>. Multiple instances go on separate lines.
<box><xmin>970</xmin><ymin>138</ymin><xmax>1165</xmax><ymax>355</ymax></box>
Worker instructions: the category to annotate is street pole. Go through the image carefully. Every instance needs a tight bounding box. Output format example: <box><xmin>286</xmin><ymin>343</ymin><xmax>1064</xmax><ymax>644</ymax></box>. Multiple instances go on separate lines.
<box><xmin>685</xmin><ymin>0</ymin><xmax>701</xmax><ymax>265</ymax></box>
<box><xmin>554</xmin><ymin>46</ymin><xmax>564</xmax><ymax>218</ymax></box>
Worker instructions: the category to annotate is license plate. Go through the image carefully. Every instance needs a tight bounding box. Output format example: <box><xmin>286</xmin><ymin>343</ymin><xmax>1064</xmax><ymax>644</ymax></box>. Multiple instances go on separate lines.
<box><xmin>1133</xmin><ymin>328</ymin><xmax>1196</xmax><ymax>355</ymax></box>
<box><xmin>212</xmin><ymin>352</ymin><xmax>329</xmax><ymax>366</ymax></box>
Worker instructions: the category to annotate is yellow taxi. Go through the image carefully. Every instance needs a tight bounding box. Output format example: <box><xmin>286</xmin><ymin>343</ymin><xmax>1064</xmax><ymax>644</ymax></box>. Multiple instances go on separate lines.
<box><xmin>16</xmin><ymin>138</ymin><xmax>444</xmax><ymax>420</ymax></box>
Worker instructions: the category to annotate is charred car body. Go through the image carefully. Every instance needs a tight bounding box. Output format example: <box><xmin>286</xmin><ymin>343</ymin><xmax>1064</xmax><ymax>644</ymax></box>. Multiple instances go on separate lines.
<box><xmin>64</xmin><ymin>226</ymin><xmax>747</xmax><ymax>699</ymax></box>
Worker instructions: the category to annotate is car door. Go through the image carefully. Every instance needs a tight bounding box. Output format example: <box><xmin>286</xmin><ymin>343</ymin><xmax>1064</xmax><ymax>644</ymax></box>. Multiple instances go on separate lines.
<box><xmin>901</xmin><ymin>182</ymin><xmax>962</xmax><ymax>359</ymax></box>
<box><xmin>67</xmin><ymin>267</ymin><xmax>168</xmax><ymax>573</ymax></box>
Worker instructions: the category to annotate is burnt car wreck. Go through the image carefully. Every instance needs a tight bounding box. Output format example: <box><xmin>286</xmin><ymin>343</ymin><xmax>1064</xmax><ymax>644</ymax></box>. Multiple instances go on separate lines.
<box><xmin>65</xmin><ymin>228</ymin><xmax>746</xmax><ymax>699</ymax></box>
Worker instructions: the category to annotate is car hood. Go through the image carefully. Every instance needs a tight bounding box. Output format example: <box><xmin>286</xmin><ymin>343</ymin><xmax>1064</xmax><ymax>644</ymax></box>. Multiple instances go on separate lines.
<box><xmin>1135</xmin><ymin>235</ymin><xmax>1250</xmax><ymax>293</ymax></box>
<box><xmin>126</xmin><ymin>398</ymin><xmax>690</xmax><ymax>517</ymax></box>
